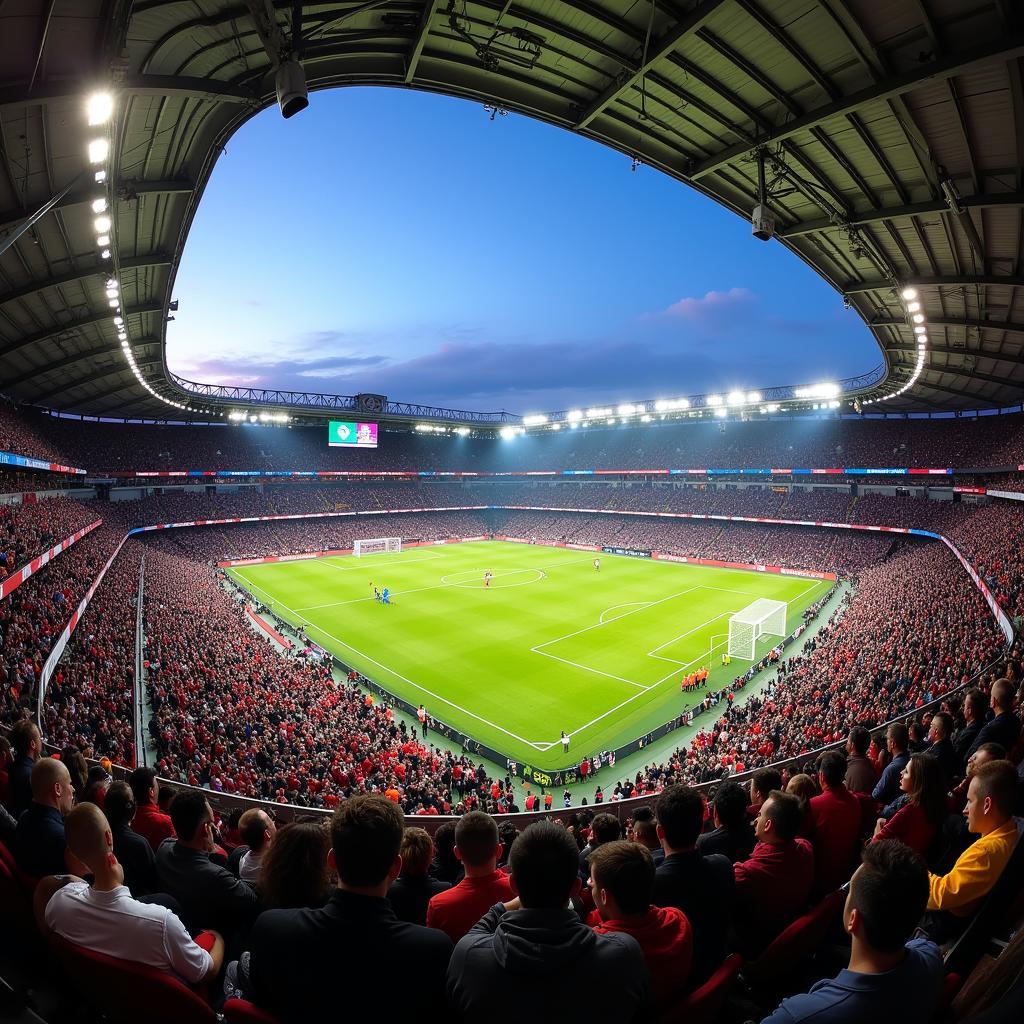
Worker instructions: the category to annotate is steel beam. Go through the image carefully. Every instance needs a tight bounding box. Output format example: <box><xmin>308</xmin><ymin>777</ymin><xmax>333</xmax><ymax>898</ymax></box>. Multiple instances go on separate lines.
<box><xmin>0</xmin><ymin>256</ymin><xmax>171</xmax><ymax>308</ymax></box>
<box><xmin>845</xmin><ymin>274</ymin><xmax>1024</xmax><ymax>294</ymax></box>
<box><xmin>0</xmin><ymin>304</ymin><xmax>163</xmax><ymax>359</ymax></box>
<box><xmin>689</xmin><ymin>37</ymin><xmax>1024</xmax><ymax>181</ymax></box>
<box><xmin>872</xmin><ymin>316</ymin><xmax>1024</xmax><ymax>336</ymax></box>
<box><xmin>574</xmin><ymin>0</ymin><xmax>730</xmax><ymax>130</ymax></box>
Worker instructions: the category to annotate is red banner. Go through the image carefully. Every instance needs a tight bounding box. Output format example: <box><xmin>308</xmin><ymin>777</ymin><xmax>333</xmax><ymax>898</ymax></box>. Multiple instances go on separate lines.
<box><xmin>0</xmin><ymin>519</ymin><xmax>103</xmax><ymax>602</ymax></box>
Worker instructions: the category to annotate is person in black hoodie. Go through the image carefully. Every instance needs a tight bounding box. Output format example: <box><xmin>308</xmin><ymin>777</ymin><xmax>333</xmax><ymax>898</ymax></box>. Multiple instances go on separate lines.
<box><xmin>248</xmin><ymin>797</ymin><xmax>453</xmax><ymax>1023</ymax></box>
<box><xmin>388</xmin><ymin>826</ymin><xmax>450</xmax><ymax>925</ymax></box>
<box><xmin>447</xmin><ymin>821</ymin><xmax>649</xmax><ymax>1022</ymax></box>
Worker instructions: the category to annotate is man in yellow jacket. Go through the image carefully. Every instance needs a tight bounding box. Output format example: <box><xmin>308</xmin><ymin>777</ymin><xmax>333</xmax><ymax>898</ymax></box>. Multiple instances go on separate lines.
<box><xmin>924</xmin><ymin>759</ymin><xmax>1020</xmax><ymax>941</ymax></box>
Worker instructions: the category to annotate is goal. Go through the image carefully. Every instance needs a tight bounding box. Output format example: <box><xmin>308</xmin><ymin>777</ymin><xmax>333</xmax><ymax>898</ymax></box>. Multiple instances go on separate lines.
<box><xmin>353</xmin><ymin>537</ymin><xmax>402</xmax><ymax>557</ymax></box>
<box><xmin>727</xmin><ymin>598</ymin><xmax>787</xmax><ymax>660</ymax></box>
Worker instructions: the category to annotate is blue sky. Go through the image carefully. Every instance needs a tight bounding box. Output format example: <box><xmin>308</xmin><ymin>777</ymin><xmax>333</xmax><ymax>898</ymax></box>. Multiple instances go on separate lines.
<box><xmin>167</xmin><ymin>87</ymin><xmax>877</xmax><ymax>414</ymax></box>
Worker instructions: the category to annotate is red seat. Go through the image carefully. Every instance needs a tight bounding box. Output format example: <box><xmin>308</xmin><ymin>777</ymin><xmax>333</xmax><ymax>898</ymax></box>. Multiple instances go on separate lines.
<box><xmin>744</xmin><ymin>890</ymin><xmax>846</xmax><ymax>988</ymax></box>
<box><xmin>660</xmin><ymin>953</ymin><xmax>743</xmax><ymax>1024</ymax></box>
<box><xmin>0</xmin><ymin>853</ymin><xmax>33</xmax><ymax>932</ymax></box>
<box><xmin>49</xmin><ymin>933</ymin><xmax>216</xmax><ymax>1024</ymax></box>
<box><xmin>223</xmin><ymin>997</ymin><xmax>283</xmax><ymax>1024</ymax></box>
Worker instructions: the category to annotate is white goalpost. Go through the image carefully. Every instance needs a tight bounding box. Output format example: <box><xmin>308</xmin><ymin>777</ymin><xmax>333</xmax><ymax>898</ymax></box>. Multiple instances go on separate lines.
<box><xmin>727</xmin><ymin>598</ymin><xmax>787</xmax><ymax>660</ymax></box>
<box><xmin>353</xmin><ymin>537</ymin><xmax>402</xmax><ymax>557</ymax></box>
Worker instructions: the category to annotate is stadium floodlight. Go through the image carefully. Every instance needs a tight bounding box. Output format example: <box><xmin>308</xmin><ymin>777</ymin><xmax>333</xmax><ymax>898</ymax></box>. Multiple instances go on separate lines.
<box><xmin>523</xmin><ymin>414</ymin><xmax>548</xmax><ymax>426</ymax></box>
<box><xmin>88</xmin><ymin>138</ymin><xmax>109</xmax><ymax>164</ymax></box>
<box><xmin>499</xmin><ymin>426</ymin><xmax>517</xmax><ymax>440</ymax></box>
<box><xmin>570</xmin><ymin>421</ymin><xmax>579</xmax><ymax>429</ymax></box>
<box><xmin>617</xmin><ymin>403</ymin><xmax>637</xmax><ymax>416</ymax></box>
<box><xmin>901</xmin><ymin>287</ymin><xmax>918</xmax><ymax>301</ymax></box>
<box><xmin>455</xmin><ymin>426</ymin><xmax>471</xmax><ymax>436</ymax></box>
<box><xmin>94</xmin><ymin>170</ymin><xmax>107</xmax><ymax>184</ymax></box>
<box><xmin>726</xmin><ymin>390</ymin><xmax>745</xmax><ymax>406</ymax></box>
<box><xmin>587</xmin><ymin>407</ymin><xmax>611</xmax><ymax>418</ymax></box>
<box><xmin>906</xmin><ymin>301</ymin><xmax>921</xmax><ymax>313</ymax></box>
<box><xmin>550</xmin><ymin>423</ymin><xmax>561</xmax><ymax>431</ymax></box>
<box><xmin>87</xmin><ymin>92</ymin><xmax>113</xmax><ymax>126</ymax></box>
<box><xmin>795</xmin><ymin>382</ymin><xmax>839</xmax><ymax>400</ymax></box>
<box><xmin>275</xmin><ymin>60</ymin><xmax>309</xmax><ymax>119</ymax></box>
<box><xmin>566</xmin><ymin>409</ymin><xmax>583</xmax><ymax>422</ymax></box>
<box><xmin>91</xmin><ymin>197</ymin><xmax>107</xmax><ymax>214</ymax></box>
<box><xmin>100</xmin><ymin>249</ymin><xmax>110</xmax><ymax>259</ymax></box>
<box><xmin>714</xmin><ymin>407</ymin><xmax>728</xmax><ymax>418</ymax></box>
<box><xmin>912</xmin><ymin>313</ymin><xmax>925</xmax><ymax>323</ymax></box>
<box><xmin>640</xmin><ymin>414</ymin><xmax>652</xmax><ymax>423</ymax></box>
<box><xmin>94</xmin><ymin>215</ymin><xmax>111</xmax><ymax>233</ymax></box>
<box><xmin>746</xmin><ymin>391</ymin><xmax>762</xmax><ymax>404</ymax></box>
<box><xmin>105</xmin><ymin>288</ymin><xmax>118</xmax><ymax>299</ymax></box>
<box><xmin>96</xmin><ymin>233</ymin><xmax>110</xmax><ymax>246</ymax></box>
<box><xmin>914</xmin><ymin>324</ymin><xmax>927</xmax><ymax>335</ymax></box>
<box><xmin>108</xmin><ymin>298</ymin><xmax>119</xmax><ymax>308</ymax></box>
<box><xmin>706</xmin><ymin>394</ymin><xmax>723</xmax><ymax>406</ymax></box>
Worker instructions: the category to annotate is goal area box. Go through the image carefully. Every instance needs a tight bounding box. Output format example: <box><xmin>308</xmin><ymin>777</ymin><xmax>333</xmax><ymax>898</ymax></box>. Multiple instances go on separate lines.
<box><xmin>354</xmin><ymin>537</ymin><xmax>402</xmax><ymax>556</ymax></box>
<box><xmin>728</xmin><ymin>598</ymin><xmax>787</xmax><ymax>660</ymax></box>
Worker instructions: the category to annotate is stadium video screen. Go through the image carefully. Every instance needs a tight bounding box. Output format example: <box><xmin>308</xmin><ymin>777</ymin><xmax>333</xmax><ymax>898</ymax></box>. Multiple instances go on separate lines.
<box><xmin>328</xmin><ymin>420</ymin><xmax>378</xmax><ymax>448</ymax></box>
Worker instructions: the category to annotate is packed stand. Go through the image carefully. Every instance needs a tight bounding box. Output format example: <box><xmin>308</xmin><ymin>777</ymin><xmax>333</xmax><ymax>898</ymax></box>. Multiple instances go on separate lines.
<box><xmin>0</xmin><ymin>496</ymin><xmax>99</xmax><ymax>579</ymax></box>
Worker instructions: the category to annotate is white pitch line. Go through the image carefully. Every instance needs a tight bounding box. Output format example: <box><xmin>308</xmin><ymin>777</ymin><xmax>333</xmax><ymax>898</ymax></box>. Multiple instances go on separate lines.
<box><xmin>319</xmin><ymin>552</ymin><xmax>444</xmax><ymax>572</ymax></box>
<box><xmin>531</xmin><ymin>586</ymin><xmax>701</xmax><ymax>651</ymax></box>
<box><xmin>532</xmin><ymin>649</ymin><xmax>650</xmax><ymax>690</ymax></box>
<box><xmin>647</xmin><ymin>611</ymin><xmax>733</xmax><ymax>662</ymax></box>
<box><xmin>599</xmin><ymin>601</ymin><xmax>652</xmax><ymax>624</ymax></box>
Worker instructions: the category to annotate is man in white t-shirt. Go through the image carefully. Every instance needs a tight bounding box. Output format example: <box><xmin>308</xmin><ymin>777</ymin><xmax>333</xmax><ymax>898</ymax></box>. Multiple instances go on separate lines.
<box><xmin>236</xmin><ymin>809</ymin><xmax>276</xmax><ymax>883</ymax></box>
<box><xmin>35</xmin><ymin>802</ymin><xmax>223</xmax><ymax>985</ymax></box>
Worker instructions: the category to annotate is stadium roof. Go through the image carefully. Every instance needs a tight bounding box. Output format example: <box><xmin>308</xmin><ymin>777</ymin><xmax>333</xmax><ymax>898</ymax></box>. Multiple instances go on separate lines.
<box><xmin>1</xmin><ymin>0</ymin><xmax>1023</xmax><ymax>420</ymax></box>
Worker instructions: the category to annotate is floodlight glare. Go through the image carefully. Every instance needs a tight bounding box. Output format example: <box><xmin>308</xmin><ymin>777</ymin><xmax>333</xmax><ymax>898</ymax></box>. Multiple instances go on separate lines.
<box><xmin>94</xmin><ymin>215</ymin><xmax>111</xmax><ymax>233</ymax></box>
<box><xmin>100</xmin><ymin>249</ymin><xmax>110</xmax><ymax>259</ymax></box>
<box><xmin>915</xmin><ymin>325</ymin><xmax>927</xmax><ymax>335</ymax></box>
<box><xmin>746</xmin><ymin>391</ymin><xmax>762</xmax><ymax>404</ymax></box>
<box><xmin>726</xmin><ymin>390</ymin><xmax>745</xmax><ymax>406</ymax></box>
<box><xmin>566</xmin><ymin>409</ymin><xmax>583</xmax><ymax>422</ymax></box>
<box><xmin>87</xmin><ymin>92</ymin><xmax>114</xmax><ymax>125</ymax></box>
<box><xmin>706</xmin><ymin>394</ymin><xmax>723</xmax><ymax>406</ymax></box>
<box><xmin>91</xmin><ymin>198</ymin><xmax>107</xmax><ymax>214</ymax></box>
<box><xmin>108</xmin><ymin>299</ymin><xmax>119</xmax><ymax>308</ymax></box>
<box><xmin>912</xmin><ymin>313</ymin><xmax>925</xmax><ymax>323</ymax></box>
<box><xmin>901</xmin><ymin>287</ymin><xmax>918</xmax><ymax>301</ymax></box>
<box><xmin>523</xmin><ymin>414</ymin><xmax>548</xmax><ymax>426</ymax></box>
<box><xmin>94</xmin><ymin>170</ymin><xmax>107</xmax><ymax>184</ymax></box>
<box><xmin>907</xmin><ymin>301</ymin><xmax>921</xmax><ymax>313</ymax></box>
<box><xmin>499</xmin><ymin>426</ymin><xmax>517</xmax><ymax>440</ymax></box>
<box><xmin>105</xmin><ymin>288</ymin><xmax>118</xmax><ymax>299</ymax></box>
<box><xmin>96</xmin><ymin>234</ymin><xmax>110</xmax><ymax>246</ymax></box>
<box><xmin>88</xmin><ymin>139</ymin><xmax>109</xmax><ymax>164</ymax></box>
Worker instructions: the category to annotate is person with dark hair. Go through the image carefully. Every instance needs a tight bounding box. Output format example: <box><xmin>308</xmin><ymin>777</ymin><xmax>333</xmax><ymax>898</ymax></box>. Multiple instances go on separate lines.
<box><xmin>953</xmin><ymin>688</ymin><xmax>988</xmax><ymax>770</ymax></box>
<box><xmin>950</xmin><ymin>741</ymin><xmax>1006</xmax><ymax>812</ymax></box>
<box><xmin>872</xmin><ymin>754</ymin><xmax>948</xmax><ymax>857</ymax></box>
<box><xmin>759</xmin><ymin>841</ymin><xmax>942</xmax><ymax>1024</ymax></box>
<box><xmin>589</xmin><ymin>840</ymin><xmax>693</xmax><ymax>1005</ymax></box>
<box><xmin>844</xmin><ymin>726</ymin><xmax>875</xmax><ymax>795</ymax></box>
<box><xmin>733</xmin><ymin>791</ymin><xmax>815</xmax><ymax>957</ymax></box>
<box><xmin>429</xmin><ymin>820</ymin><xmax>464</xmax><ymax>886</ymax></box>
<box><xmin>426</xmin><ymin>811</ymin><xmax>513</xmax><ymax>941</ymax></box>
<box><xmin>61</xmin><ymin>746</ymin><xmax>89</xmax><ymax>802</ymax></box>
<box><xmin>7</xmin><ymin>719</ymin><xmax>42</xmax><ymax>817</ymax></box>
<box><xmin>128</xmin><ymin>767</ymin><xmax>175</xmax><ymax>851</ymax></box>
<box><xmin>966</xmin><ymin>680</ymin><xmax>1021</xmax><ymax>761</ymax></box>
<box><xmin>103</xmin><ymin>780</ymin><xmax>158</xmax><ymax>897</ymax></box>
<box><xmin>807</xmin><ymin>751</ymin><xmax>866</xmax><ymax>895</ymax></box>
<box><xmin>872</xmin><ymin>723</ymin><xmax>911</xmax><ymax>806</ymax></box>
<box><xmin>447</xmin><ymin>821</ymin><xmax>648</xmax><ymax>1018</ymax></box>
<box><xmin>923</xmin><ymin>761</ymin><xmax>1020</xmax><ymax>940</ymax></box>
<box><xmin>154</xmin><ymin>791</ymin><xmax>259</xmax><ymax>936</ymax></box>
<box><xmin>652</xmin><ymin>785</ymin><xmax>734</xmax><ymax>985</ymax></box>
<box><xmin>696</xmin><ymin>781</ymin><xmax>755</xmax><ymax>863</ymax></box>
<box><xmin>257</xmin><ymin>820</ymin><xmax>331</xmax><ymax>911</ymax></box>
<box><xmin>578</xmin><ymin>811</ymin><xmax>621</xmax><ymax>876</ymax></box>
<box><xmin>924</xmin><ymin>712</ymin><xmax>959</xmax><ymax>787</ymax></box>
<box><xmin>388</xmin><ymin>827</ymin><xmax>450</xmax><ymax>925</ymax></box>
<box><xmin>630</xmin><ymin>812</ymin><xmax>665</xmax><ymax>865</ymax></box>
<box><xmin>248</xmin><ymin>796</ymin><xmax>453</xmax><ymax>1021</ymax></box>
<box><xmin>749</xmin><ymin>768</ymin><xmax>783</xmax><ymax>819</ymax></box>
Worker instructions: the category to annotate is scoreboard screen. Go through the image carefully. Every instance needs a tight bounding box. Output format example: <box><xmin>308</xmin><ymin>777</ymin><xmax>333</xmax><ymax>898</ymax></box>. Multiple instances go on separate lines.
<box><xmin>328</xmin><ymin>420</ymin><xmax>378</xmax><ymax>448</ymax></box>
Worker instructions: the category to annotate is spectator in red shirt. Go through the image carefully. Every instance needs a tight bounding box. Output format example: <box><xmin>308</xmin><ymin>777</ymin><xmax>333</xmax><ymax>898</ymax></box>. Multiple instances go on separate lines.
<box><xmin>426</xmin><ymin>811</ymin><xmax>513</xmax><ymax>941</ymax></box>
<box><xmin>733</xmin><ymin>791</ymin><xmax>814</xmax><ymax>957</ymax></box>
<box><xmin>872</xmin><ymin>754</ymin><xmax>947</xmax><ymax>857</ymax></box>
<box><xmin>128</xmin><ymin>767</ymin><xmax>176</xmax><ymax>852</ymax></box>
<box><xmin>589</xmin><ymin>840</ymin><xmax>693</xmax><ymax>1006</ymax></box>
<box><xmin>807</xmin><ymin>751</ymin><xmax>867</xmax><ymax>895</ymax></box>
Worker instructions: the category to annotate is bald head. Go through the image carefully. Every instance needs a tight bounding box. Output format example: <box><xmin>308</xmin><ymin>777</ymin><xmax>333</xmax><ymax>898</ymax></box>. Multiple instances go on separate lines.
<box><xmin>991</xmin><ymin>679</ymin><xmax>1016</xmax><ymax>713</ymax></box>
<box><xmin>31</xmin><ymin>757</ymin><xmax>74</xmax><ymax>814</ymax></box>
<box><xmin>64</xmin><ymin>803</ymin><xmax>113</xmax><ymax>872</ymax></box>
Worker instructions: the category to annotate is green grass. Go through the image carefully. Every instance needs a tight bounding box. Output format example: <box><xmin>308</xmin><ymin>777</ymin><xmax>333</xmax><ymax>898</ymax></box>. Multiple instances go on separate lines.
<box><xmin>228</xmin><ymin>541</ymin><xmax>831</xmax><ymax>770</ymax></box>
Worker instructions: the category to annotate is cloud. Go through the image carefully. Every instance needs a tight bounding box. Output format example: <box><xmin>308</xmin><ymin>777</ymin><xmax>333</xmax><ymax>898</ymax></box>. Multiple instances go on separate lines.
<box><xmin>658</xmin><ymin>287</ymin><xmax>754</xmax><ymax>320</ymax></box>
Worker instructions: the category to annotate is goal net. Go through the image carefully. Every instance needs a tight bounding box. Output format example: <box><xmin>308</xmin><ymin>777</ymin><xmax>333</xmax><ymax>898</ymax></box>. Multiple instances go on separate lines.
<box><xmin>727</xmin><ymin>598</ymin><xmax>787</xmax><ymax>660</ymax></box>
<box><xmin>353</xmin><ymin>537</ymin><xmax>402</xmax><ymax>557</ymax></box>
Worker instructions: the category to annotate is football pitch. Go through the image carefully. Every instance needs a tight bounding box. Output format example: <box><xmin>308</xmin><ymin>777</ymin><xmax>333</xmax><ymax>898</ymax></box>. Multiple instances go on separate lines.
<box><xmin>227</xmin><ymin>541</ymin><xmax>832</xmax><ymax>770</ymax></box>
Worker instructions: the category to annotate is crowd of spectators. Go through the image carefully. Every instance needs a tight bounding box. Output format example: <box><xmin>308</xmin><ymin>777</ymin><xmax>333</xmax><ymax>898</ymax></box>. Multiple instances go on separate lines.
<box><xmin>0</xmin><ymin>496</ymin><xmax>98</xmax><ymax>579</ymax></box>
<box><xmin>7</xmin><ymin>401</ymin><xmax>1024</xmax><ymax>473</ymax></box>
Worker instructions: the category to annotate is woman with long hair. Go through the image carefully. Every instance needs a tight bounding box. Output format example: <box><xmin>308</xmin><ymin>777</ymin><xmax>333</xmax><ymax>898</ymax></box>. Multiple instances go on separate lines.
<box><xmin>872</xmin><ymin>753</ymin><xmax>947</xmax><ymax>855</ymax></box>
<box><xmin>257</xmin><ymin>820</ymin><xmax>331</xmax><ymax>910</ymax></box>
